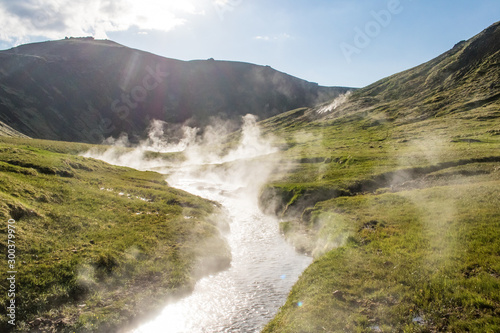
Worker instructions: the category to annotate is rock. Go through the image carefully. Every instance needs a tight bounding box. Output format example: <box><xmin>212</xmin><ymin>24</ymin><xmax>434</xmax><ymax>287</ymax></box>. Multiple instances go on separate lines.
<box><xmin>359</xmin><ymin>220</ymin><xmax>379</xmax><ymax>231</ymax></box>
<box><xmin>333</xmin><ymin>290</ymin><xmax>345</xmax><ymax>301</ymax></box>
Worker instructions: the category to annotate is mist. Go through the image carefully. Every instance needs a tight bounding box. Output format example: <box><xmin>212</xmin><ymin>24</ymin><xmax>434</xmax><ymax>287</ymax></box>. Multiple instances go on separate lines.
<box><xmin>317</xmin><ymin>90</ymin><xmax>352</xmax><ymax>114</ymax></box>
<box><xmin>80</xmin><ymin>114</ymin><xmax>314</xmax><ymax>333</ymax></box>
<box><xmin>82</xmin><ymin>114</ymin><xmax>279</xmax><ymax>186</ymax></box>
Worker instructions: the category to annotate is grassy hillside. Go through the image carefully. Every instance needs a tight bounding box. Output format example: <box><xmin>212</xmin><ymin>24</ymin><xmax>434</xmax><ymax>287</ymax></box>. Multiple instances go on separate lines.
<box><xmin>259</xmin><ymin>113</ymin><xmax>500</xmax><ymax>332</ymax></box>
<box><xmin>319</xmin><ymin>21</ymin><xmax>500</xmax><ymax>125</ymax></box>
<box><xmin>0</xmin><ymin>137</ymin><xmax>230</xmax><ymax>332</ymax></box>
<box><xmin>264</xmin><ymin>182</ymin><xmax>500</xmax><ymax>332</ymax></box>
<box><xmin>258</xmin><ymin>21</ymin><xmax>500</xmax><ymax>219</ymax></box>
<box><xmin>260</xmin><ymin>22</ymin><xmax>500</xmax><ymax>332</ymax></box>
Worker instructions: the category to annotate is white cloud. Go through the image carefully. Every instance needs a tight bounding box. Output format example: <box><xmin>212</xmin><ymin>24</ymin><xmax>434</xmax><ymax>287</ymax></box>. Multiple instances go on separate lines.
<box><xmin>254</xmin><ymin>35</ymin><xmax>270</xmax><ymax>41</ymax></box>
<box><xmin>0</xmin><ymin>0</ymin><xmax>205</xmax><ymax>44</ymax></box>
<box><xmin>253</xmin><ymin>33</ymin><xmax>292</xmax><ymax>42</ymax></box>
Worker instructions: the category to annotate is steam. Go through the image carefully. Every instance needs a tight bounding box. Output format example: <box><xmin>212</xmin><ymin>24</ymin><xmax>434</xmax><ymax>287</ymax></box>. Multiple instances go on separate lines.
<box><xmin>394</xmin><ymin>135</ymin><xmax>458</xmax><ymax>265</ymax></box>
<box><xmin>86</xmin><ymin>115</ymin><xmax>274</xmax><ymax>163</ymax></box>
<box><xmin>82</xmin><ymin>114</ymin><xmax>282</xmax><ymax>199</ymax></box>
<box><xmin>81</xmin><ymin>114</ymin><xmax>302</xmax><ymax>332</ymax></box>
<box><xmin>145</xmin><ymin>120</ymin><xmax>198</xmax><ymax>153</ymax></box>
<box><xmin>317</xmin><ymin>91</ymin><xmax>352</xmax><ymax>114</ymax></box>
<box><xmin>219</xmin><ymin>114</ymin><xmax>278</xmax><ymax>162</ymax></box>
<box><xmin>81</xmin><ymin>120</ymin><xmax>198</xmax><ymax>170</ymax></box>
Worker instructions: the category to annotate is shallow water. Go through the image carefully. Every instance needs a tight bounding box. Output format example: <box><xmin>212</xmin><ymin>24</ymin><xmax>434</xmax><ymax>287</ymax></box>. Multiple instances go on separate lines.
<box><xmin>134</xmin><ymin>176</ymin><xmax>311</xmax><ymax>333</ymax></box>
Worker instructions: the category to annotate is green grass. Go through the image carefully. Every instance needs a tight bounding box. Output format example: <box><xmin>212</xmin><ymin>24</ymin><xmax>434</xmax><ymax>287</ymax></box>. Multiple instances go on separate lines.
<box><xmin>259</xmin><ymin>105</ymin><xmax>500</xmax><ymax>217</ymax></box>
<box><xmin>0</xmin><ymin>138</ymin><xmax>230</xmax><ymax>332</ymax></box>
<box><xmin>259</xmin><ymin>82</ymin><xmax>500</xmax><ymax>332</ymax></box>
<box><xmin>263</xmin><ymin>181</ymin><xmax>500</xmax><ymax>332</ymax></box>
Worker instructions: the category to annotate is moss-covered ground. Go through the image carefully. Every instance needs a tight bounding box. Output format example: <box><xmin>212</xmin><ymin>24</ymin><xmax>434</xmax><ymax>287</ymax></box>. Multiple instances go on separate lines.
<box><xmin>260</xmin><ymin>103</ymin><xmax>500</xmax><ymax>332</ymax></box>
<box><xmin>0</xmin><ymin>137</ymin><xmax>230</xmax><ymax>332</ymax></box>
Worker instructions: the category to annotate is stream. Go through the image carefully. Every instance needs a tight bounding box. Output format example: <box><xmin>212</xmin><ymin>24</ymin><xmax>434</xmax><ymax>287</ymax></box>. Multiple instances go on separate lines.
<box><xmin>133</xmin><ymin>173</ymin><xmax>312</xmax><ymax>333</ymax></box>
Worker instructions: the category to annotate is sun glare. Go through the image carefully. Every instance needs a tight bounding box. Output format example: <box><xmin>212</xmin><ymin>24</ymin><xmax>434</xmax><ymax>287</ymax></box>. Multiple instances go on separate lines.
<box><xmin>123</xmin><ymin>0</ymin><xmax>206</xmax><ymax>33</ymax></box>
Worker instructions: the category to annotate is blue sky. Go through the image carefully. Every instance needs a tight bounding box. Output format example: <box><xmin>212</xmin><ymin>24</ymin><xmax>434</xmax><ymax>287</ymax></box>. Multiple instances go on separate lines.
<box><xmin>0</xmin><ymin>0</ymin><xmax>498</xmax><ymax>87</ymax></box>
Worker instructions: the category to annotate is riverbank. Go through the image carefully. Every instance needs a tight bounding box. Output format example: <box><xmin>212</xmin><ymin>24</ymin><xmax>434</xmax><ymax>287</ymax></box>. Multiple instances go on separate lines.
<box><xmin>133</xmin><ymin>176</ymin><xmax>311</xmax><ymax>332</ymax></box>
<box><xmin>257</xmin><ymin>103</ymin><xmax>500</xmax><ymax>331</ymax></box>
<box><xmin>263</xmin><ymin>177</ymin><xmax>500</xmax><ymax>332</ymax></box>
<box><xmin>0</xmin><ymin>137</ymin><xmax>231</xmax><ymax>332</ymax></box>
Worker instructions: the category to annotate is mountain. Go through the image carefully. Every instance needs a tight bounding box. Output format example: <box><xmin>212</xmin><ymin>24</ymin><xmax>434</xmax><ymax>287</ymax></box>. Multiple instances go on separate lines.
<box><xmin>260</xmin><ymin>20</ymin><xmax>500</xmax><ymax>218</ymax></box>
<box><xmin>0</xmin><ymin>37</ymin><xmax>350</xmax><ymax>143</ymax></box>
<box><xmin>260</xmin><ymin>20</ymin><xmax>500</xmax><ymax>224</ymax></box>
<box><xmin>257</xmin><ymin>21</ymin><xmax>500</xmax><ymax>332</ymax></box>
<box><xmin>298</xmin><ymin>20</ymin><xmax>500</xmax><ymax>125</ymax></box>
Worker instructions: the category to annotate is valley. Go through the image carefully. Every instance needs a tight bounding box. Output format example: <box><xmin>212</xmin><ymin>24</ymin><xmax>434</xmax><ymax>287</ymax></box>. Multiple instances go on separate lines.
<box><xmin>0</xmin><ymin>19</ymin><xmax>499</xmax><ymax>333</ymax></box>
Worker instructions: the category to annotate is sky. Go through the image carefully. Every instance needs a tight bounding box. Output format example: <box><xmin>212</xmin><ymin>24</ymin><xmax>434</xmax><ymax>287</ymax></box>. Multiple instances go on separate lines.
<box><xmin>0</xmin><ymin>0</ymin><xmax>498</xmax><ymax>88</ymax></box>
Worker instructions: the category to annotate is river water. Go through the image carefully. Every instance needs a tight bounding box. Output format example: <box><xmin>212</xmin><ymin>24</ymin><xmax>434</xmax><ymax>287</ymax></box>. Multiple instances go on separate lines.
<box><xmin>133</xmin><ymin>174</ymin><xmax>312</xmax><ymax>333</ymax></box>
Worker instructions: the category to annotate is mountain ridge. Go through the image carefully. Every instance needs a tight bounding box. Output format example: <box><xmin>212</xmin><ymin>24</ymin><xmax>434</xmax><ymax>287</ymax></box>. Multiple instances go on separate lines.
<box><xmin>0</xmin><ymin>38</ymin><xmax>351</xmax><ymax>143</ymax></box>
<box><xmin>259</xmin><ymin>20</ymin><xmax>500</xmax><ymax>219</ymax></box>
<box><xmin>313</xmin><ymin>20</ymin><xmax>500</xmax><ymax>124</ymax></box>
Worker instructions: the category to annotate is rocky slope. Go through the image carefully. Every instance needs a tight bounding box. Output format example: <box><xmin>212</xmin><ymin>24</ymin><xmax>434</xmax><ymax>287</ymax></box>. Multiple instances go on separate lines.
<box><xmin>0</xmin><ymin>120</ymin><xmax>28</xmax><ymax>138</ymax></box>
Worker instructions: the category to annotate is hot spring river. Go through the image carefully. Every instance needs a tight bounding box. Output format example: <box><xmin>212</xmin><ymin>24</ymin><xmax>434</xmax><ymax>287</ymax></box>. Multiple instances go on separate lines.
<box><xmin>134</xmin><ymin>175</ymin><xmax>312</xmax><ymax>333</ymax></box>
